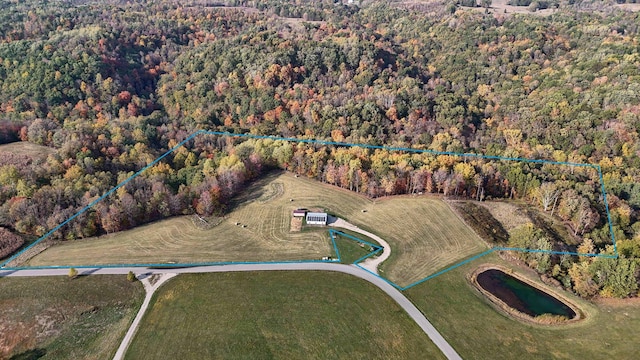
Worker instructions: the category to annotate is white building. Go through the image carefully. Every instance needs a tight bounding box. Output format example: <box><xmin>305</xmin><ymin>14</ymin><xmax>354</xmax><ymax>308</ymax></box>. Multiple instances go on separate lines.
<box><xmin>306</xmin><ymin>212</ymin><xmax>328</xmax><ymax>225</ymax></box>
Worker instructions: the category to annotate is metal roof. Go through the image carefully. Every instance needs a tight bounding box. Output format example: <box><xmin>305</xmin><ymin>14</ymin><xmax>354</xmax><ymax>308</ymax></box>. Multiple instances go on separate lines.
<box><xmin>306</xmin><ymin>212</ymin><xmax>327</xmax><ymax>217</ymax></box>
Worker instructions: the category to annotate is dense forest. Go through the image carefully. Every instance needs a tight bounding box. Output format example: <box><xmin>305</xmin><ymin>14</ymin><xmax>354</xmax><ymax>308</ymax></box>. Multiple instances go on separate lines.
<box><xmin>0</xmin><ymin>0</ymin><xmax>639</xmax><ymax>298</ymax></box>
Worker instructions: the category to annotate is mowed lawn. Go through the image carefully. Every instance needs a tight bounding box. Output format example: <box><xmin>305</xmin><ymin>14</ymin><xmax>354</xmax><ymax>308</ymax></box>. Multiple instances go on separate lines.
<box><xmin>29</xmin><ymin>173</ymin><xmax>333</xmax><ymax>266</ymax></box>
<box><xmin>29</xmin><ymin>172</ymin><xmax>488</xmax><ymax>286</ymax></box>
<box><xmin>347</xmin><ymin>197</ymin><xmax>488</xmax><ymax>287</ymax></box>
<box><xmin>125</xmin><ymin>271</ymin><xmax>445</xmax><ymax>360</ymax></box>
<box><xmin>0</xmin><ymin>275</ymin><xmax>143</xmax><ymax>360</ymax></box>
<box><xmin>405</xmin><ymin>252</ymin><xmax>639</xmax><ymax>359</ymax></box>
<box><xmin>331</xmin><ymin>229</ymin><xmax>380</xmax><ymax>264</ymax></box>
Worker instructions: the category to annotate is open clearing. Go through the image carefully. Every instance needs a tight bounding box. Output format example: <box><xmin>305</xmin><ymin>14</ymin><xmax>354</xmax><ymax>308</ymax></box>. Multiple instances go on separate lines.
<box><xmin>29</xmin><ymin>173</ymin><xmax>332</xmax><ymax>266</ymax></box>
<box><xmin>405</xmin><ymin>252</ymin><xmax>639</xmax><ymax>359</ymax></box>
<box><xmin>351</xmin><ymin>197</ymin><xmax>488</xmax><ymax>287</ymax></box>
<box><xmin>479</xmin><ymin>200</ymin><xmax>580</xmax><ymax>246</ymax></box>
<box><xmin>29</xmin><ymin>172</ymin><xmax>487</xmax><ymax>287</ymax></box>
<box><xmin>461</xmin><ymin>0</ymin><xmax>640</xmax><ymax>17</ymax></box>
<box><xmin>0</xmin><ymin>141</ymin><xmax>55</xmax><ymax>160</ymax></box>
<box><xmin>125</xmin><ymin>271</ymin><xmax>445</xmax><ymax>360</ymax></box>
<box><xmin>476</xmin><ymin>201</ymin><xmax>530</xmax><ymax>232</ymax></box>
<box><xmin>0</xmin><ymin>275</ymin><xmax>143</xmax><ymax>359</ymax></box>
<box><xmin>463</xmin><ymin>0</ymin><xmax>556</xmax><ymax>16</ymax></box>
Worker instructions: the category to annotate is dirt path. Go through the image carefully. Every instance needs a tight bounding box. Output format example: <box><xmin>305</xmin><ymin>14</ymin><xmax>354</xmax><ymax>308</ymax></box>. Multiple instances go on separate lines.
<box><xmin>329</xmin><ymin>216</ymin><xmax>391</xmax><ymax>274</ymax></box>
<box><xmin>112</xmin><ymin>273</ymin><xmax>178</xmax><ymax>360</ymax></box>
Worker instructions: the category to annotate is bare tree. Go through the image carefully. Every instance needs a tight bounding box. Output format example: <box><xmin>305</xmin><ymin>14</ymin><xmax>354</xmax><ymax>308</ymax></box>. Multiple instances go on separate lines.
<box><xmin>535</xmin><ymin>182</ymin><xmax>560</xmax><ymax>212</ymax></box>
<box><xmin>433</xmin><ymin>168</ymin><xmax>448</xmax><ymax>194</ymax></box>
<box><xmin>409</xmin><ymin>169</ymin><xmax>427</xmax><ymax>194</ymax></box>
<box><xmin>573</xmin><ymin>200</ymin><xmax>599</xmax><ymax>236</ymax></box>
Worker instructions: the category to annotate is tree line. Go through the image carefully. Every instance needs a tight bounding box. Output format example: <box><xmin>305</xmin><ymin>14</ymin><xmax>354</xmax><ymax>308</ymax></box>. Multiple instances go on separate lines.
<box><xmin>0</xmin><ymin>0</ymin><xmax>639</xmax><ymax>298</ymax></box>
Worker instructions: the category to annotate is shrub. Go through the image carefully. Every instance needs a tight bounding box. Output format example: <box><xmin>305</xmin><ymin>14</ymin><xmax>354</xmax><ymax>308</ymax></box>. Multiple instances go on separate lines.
<box><xmin>0</xmin><ymin>227</ymin><xmax>24</xmax><ymax>259</ymax></box>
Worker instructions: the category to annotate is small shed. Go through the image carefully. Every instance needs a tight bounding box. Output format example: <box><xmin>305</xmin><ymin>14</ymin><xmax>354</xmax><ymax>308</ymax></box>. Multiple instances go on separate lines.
<box><xmin>292</xmin><ymin>209</ymin><xmax>307</xmax><ymax>217</ymax></box>
<box><xmin>306</xmin><ymin>212</ymin><xmax>328</xmax><ymax>226</ymax></box>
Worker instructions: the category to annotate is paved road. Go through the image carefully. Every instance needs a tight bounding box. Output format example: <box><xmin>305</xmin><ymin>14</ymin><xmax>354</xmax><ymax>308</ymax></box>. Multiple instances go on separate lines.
<box><xmin>329</xmin><ymin>217</ymin><xmax>392</xmax><ymax>274</ymax></box>
<box><xmin>1</xmin><ymin>263</ymin><xmax>462</xmax><ymax>360</ymax></box>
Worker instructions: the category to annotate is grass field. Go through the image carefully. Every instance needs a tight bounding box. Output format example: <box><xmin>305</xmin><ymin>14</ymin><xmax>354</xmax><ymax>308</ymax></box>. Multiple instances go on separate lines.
<box><xmin>350</xmin><ymin>197</ymin><xmax>488</xmax><ymax>287</ymax></box>
<box><xmin>331</xmin><ymin>230</ymin><xmax>380</xmax><ymax>264</ymax></box>
<box><xmin>0</xmin><ymin>141</ymin><xmax>55</xmax><ymax>160</ymax></box>
<box><xmin>0</xmin><ymin>275</ymin><xmax>143</xmax><ymax>359</ymax></box>
<box><xmin>125</xmin><ymin>271</ymin><xmax>445</xmax><ymax>360</ymax></box>
<box><xmin>28</xmin><ymin>173</ymin><xmax>333</xmax><ymax>266</ymax></box>
<box><xmin>405</xmin><ymin>252</ymin><xmax>639</xmax><ymax>359</ymax></box>
<box><xmin>29</xmin><ymin>172</ymin><xmax>488</xmax><ymax>287</ymax></box>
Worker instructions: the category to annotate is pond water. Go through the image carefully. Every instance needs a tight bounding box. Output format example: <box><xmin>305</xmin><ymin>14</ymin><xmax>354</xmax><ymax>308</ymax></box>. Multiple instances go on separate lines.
<box><xmin>476</xmin><ymin>269</ymin><xmax>576</xmax><ymax>319</ymax></box>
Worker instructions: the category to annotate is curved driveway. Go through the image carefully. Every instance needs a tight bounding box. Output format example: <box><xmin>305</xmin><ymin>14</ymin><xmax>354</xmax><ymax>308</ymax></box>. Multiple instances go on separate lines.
<box><xmin>1</xmin><ymin>263</ymin><xmax>462</xmax><ymax>360</ymax></box>
<box><xmin>329</xmin><ymin>217</ymin><xmax>391</xmax><ymax>274</ymax></box>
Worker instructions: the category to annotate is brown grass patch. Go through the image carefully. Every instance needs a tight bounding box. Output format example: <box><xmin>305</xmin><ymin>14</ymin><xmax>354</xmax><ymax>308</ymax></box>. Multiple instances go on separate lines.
<box><xmin>592</xmin><ymin>296</ymin><xmax>640</xmax><ymax>308</ymax></box>
<box><xmin>615</xmin><ymin>3</ymin><xmax>640</xmax><ymax>12</ymax></box>
<box><xmin>464</xmin><ymin>0</ymin><xmax>557</xmax><ymax>16</ymax></box>
<box><xmin>0</xmin><ymin>276</ymin><xmax>143</xmax><ymax>359</ymax></box>
<box><xmin>448</xmin><ymin>201</ymin><xmax>509</xmax><ymax>245</ymax></box>
<box><xmin>0</xmin><ymin>141</ymin><xmax>55</xmax><ymax>160</ymax></box>
<box><xmin>290</xmin><ymin>217</ymin><xmax>302</xmax><ymax>232</ymax></box>
<box><xmin>478</xmin><ymin>201</ymin><xmax>531</xmax><ymax>231</ymax></box>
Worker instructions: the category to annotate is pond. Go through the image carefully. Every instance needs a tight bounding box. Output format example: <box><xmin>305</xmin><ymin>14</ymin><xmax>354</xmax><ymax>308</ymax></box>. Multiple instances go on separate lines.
<box><xmin>476</xmin><ymin>269</ymin><xmax>577</xmax><ymax>319</ymax></box>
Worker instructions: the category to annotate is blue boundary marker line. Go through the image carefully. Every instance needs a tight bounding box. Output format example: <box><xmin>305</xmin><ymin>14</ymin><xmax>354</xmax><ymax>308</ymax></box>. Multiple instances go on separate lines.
<box><xmin>355</xmin><ymin>263</ymin><xmax>403</xmax><ymax>290</ymax></box>
<box><xmin>0</xmin><ymin>130</ymin><xmax>618</xmax><ymax>290</ymax></box>
<box><xmin>329</xmin><ymin>229</ymin><xmax>342</xmax><ymax>263</ymax></box>
<box><xmin>497</xmin><ymin>247</ymin><xmax>617</xmax><ymax>258</ymax></box>
<box><xmin>1</xmin><ymin>130</ymin><xmax>205</xmax><ymax>268</ymax></box>
<box><xmin>329</xmin><ymin>229</ymin><xmax>383</xmax><ymax>264</ymax></box>
<box><xmin>202</xmin><ymin>131</ymin><xmax>596</xmax><ymax>168</ymax></box>
<box><xmin>200</xmin><ymin>131</ymin><xmax>616</xmax><ymax>255</ymax></box>
<box><xmin>330</xmin><ymin>229</ymin><xmax>382</xmax><ymax>252</ymax></box>
<box><xmin>1</xmin><ymin>258</ymin><xmax>339</xmax><ymax>271</ymax></box>
<box><xmin>352</xmin><ymin>248</ymin><xmax>383</xmax><ymax>265</ymax></box>
<box><xmin>400</xmin><ymin>249</ymin><xmax>498</xmax><ymax>290</ymax></box>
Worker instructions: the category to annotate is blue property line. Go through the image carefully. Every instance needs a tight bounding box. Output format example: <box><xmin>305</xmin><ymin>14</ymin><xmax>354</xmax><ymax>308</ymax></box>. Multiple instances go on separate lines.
<box><xmin>397</xmin><ymin>244</ymin><xmax>619</xmax><ymax>291</ymax></box>
<box><xmin>1</xmin><ymin>130</ymin><xmax>617</xmax><ymax>273</ymax></box>
<box><xmin>352</xmin><ymin>247</ymin><xmax>383</xmax><ymax>265</ymax></box>
<box><xmin>329</xmin><ymin>229</ymin><xmax>342</xmax><ymax>263</ymax></box>
<box><xmin>330</xmin><ymin>229</ymin><xmax>382</xmax><ymax>251</ymax></box>
<box><xmin>329</xmin><ymin>229</ymin><xmax>383</xmax><ymax>264</ymax></box>
<box><xmin>497</xmin><ymin>247</ymin><xmax>618</xmax><ymax>258</ymax></box>
<box><xmin>0</xmin><ymin>258</ymin><xmax>339</xmax><ymax>271</ymax></box>
<box><xmin>0</xmin><ymin>130</ymin><xmax>204</xmax><ymax>268</ymax></box>
<box><xmin>355</xmin><ymin>263</ymin><xmax>403</xmax><ymax>290</ymax></box>
<box><xmin>201</xmin><ymin>131</ymin><xmax>616</xmax><ymax>255</ymax></box>
<box><xmin>401</xmin><ymin>248</ymin><xmax>498</xmax><ymax>290</ymax></box>
<box><xmin>202</xmin><ymin>131</ymin><xmax>595</xmax><ymax>168</ymax></box>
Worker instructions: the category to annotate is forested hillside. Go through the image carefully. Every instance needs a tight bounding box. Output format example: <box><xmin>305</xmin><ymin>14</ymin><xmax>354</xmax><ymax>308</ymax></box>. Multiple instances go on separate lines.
<box><xmin>0</xmin><ymin>0</ymin><xmax>639</xmax><ymax>298</ymax></box>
